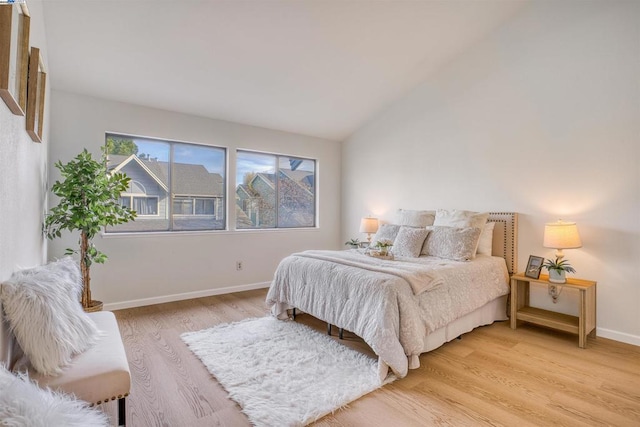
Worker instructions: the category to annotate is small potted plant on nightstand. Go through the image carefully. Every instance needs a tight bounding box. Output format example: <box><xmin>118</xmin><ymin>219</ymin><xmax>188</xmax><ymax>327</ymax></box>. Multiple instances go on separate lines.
<box><xmin>543</xmin><ymin>257</ymin><xmax>576</xmax><ymax>284</ymax></box>
<box><xmin>345</xmin><ymin>238</ymin><xmax>361</xmax><ymax>249</ymax></box>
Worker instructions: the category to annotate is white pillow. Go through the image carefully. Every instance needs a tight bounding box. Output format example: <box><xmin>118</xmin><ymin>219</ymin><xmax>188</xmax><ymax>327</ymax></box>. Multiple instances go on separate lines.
<box><xmin>433</xmin><ymin>209</ymin><xmax>489</xmax><ymax>257</ymax></box>
<box><xmin>476</xmin><ymin>221</ymin><xmax>495</xmax><ymax>255</ymax></box>
<box><xmin>397</xmin><ymin>209</ymin><xmax>435</xmax><ymax>228</ymax></box>
<box><xmin>422</xmin><ymin>226</ymin><xmax>482</xmax><ymax>261</ymax></box>
<box><xmin>370</xmin><ymin>224</ymin><xmax>401</xmax><ymax>247</ymax></box>
<box><xmin>0</xmin><ymin>366</ymin><xmax>109</xmax><ymax>426</ymax></box>
<box><xmin>433</xmin><ymin>209</ymin><xmax>489</xmax><ymax>229</ymax></box>
<box><xmin>393</xmin><ymin>227</ymin><xmax>430</xmax><ymax>258</ymax></box>
<box><xmin>0</xmin><ymin>257</ymin><xmax>100</xmax><ymax>376</ymax></box>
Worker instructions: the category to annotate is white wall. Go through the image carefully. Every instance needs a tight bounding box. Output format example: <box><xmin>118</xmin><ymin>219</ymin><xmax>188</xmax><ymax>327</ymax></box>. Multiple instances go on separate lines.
<box><xmin>48</xmin><ymin>91</ymin><xmax>341</xmax><ymax>309</ymax></box>
<box><xmin>341</xmin><ymin>1</ymin><xmax>640</xmax><ymax>345</ymax></box>
<box><xmin>0</xmin><ymin>0</ymin><xmax>49</xmax><ymax>281</ymax></box>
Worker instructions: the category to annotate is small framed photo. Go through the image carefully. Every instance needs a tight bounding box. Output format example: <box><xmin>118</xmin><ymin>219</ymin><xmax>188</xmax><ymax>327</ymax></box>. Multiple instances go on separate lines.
<box><xmin>525</xmin><ymin>255</ymin><xmax>544</xmax><ymax>279</ymax></box>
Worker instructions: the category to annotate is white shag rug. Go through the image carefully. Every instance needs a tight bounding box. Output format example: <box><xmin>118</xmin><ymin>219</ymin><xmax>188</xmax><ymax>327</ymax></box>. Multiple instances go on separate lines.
<box><xmin>181</xmin><ymin>316</ymin><xmax>391</xmax><ymax>426</ymax></box>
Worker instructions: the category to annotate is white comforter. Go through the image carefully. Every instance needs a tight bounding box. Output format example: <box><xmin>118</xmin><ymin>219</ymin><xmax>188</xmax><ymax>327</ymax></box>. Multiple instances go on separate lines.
<box><xmin>266</xmin><ymin>250</ymin><xmax>509</xmax><ymax>379</ymax></box>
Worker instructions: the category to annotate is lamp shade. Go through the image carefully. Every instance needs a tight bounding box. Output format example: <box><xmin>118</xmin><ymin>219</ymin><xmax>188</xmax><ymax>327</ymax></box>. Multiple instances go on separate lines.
<box><xmin>543</xmin><ymin>220</ymin><xmax>582</xmax><ymax>249</ymax></box>
<box><xmin>359</xmin><ymin>217</ymin><xmax>379</xmax><ymax>234</ymax></box>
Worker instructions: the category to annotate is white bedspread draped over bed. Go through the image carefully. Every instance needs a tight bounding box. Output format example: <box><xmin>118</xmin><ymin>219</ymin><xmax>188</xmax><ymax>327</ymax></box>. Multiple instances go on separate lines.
<box><xmin>266</xmin><ymin>249</ymin><xmax>509</xmax><ymax>379</ymax></box>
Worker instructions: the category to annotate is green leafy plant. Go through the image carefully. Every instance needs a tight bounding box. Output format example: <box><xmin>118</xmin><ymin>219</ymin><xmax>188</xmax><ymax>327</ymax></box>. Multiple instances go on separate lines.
<box><xmin>44</xmin><ymin>148</ymin><xmax>137</xmax><ymax>309</ymax></box>
<box><xmin>543</xmin><ymin>257</ymin><xmax>576</xmax><ymax>274</ymax></box>
<box><xmin>345</xmin><ymin>238</ymin><xmax>361</xmax><ymax>247</ymax></box>
<box><xmin>374</xmin><ymin>238</ymin><xmax>393</xmax><ymax>249</ymax></box>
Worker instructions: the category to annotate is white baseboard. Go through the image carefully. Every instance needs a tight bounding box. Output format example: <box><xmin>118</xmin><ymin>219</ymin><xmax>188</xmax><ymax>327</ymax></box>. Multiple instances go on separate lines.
<box><xmin>596</xmin><ymin>327</ymin><xmax>640</xmax><ymax>347</ymax></box>
<box><xmin>103</xmin><ymin>281</ymin><xmax>272</xmax><ymax>311</ymax></box>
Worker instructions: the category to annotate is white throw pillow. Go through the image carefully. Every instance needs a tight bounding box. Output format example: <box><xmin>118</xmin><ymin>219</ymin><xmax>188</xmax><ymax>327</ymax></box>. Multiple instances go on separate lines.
<box><xmin>0</xmin><ymin>366</ymin><xmax>109</xmax><ymax>426</ymax></box>
<box><xmin>397</xmin><ymin>209</ymin><xmax>435</xmax><ymax>228</ymax></box>
<box><xmin>0</xmin><ymin>257</ymin><xmax>100</xmax><ymax>376</ymax></box>
<box><xmin>393</xmin><ymin>227</ymin><xmax>430</xmax><ymax>258</ymax></box>
<box><xmin>369</xmin><ymin>224</ymin><xmax>401</xmax><ymax>247</ymax></box>
<box><xmin>422</xmin><ymin>226</ymin><xmax>482</xmax><ymax>261</ymax></box>
<box><xmin>433</xmin><ymin>209</ymin><xmax>489</xmax><ymax>230</ymax></box>
<box><xmin>476</xmin><ymin>221</ymin><xmax>495</xmax><ymax>255</ymax></box>
<box><xmin>433</xmin><ymin>209</ymin><xmax>489</xmax><ymax>257</ymax></box>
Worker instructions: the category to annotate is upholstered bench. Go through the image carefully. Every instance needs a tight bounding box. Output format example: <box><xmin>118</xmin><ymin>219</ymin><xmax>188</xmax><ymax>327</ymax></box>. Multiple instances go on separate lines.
<box><xmin>27</xmin><ymin>311</ymin><xmax>131</xmax><ymax>425</ymax></box>
<box><xmin>1</xmin><ymin>310</ymin><xmax>131</xmax><ymax>426</ymax></box>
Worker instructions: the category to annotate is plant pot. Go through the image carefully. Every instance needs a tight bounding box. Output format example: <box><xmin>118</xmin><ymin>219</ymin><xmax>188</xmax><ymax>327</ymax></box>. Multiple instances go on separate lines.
<box><xmin>378</xmin><ymin>247</ymin><xmax>390</xmax><ymax>256</ymax></box>
<box><xmin>548</xmin><ymin>269</ymin><xmax>566</xmax><ymax>284</ymax></box>
<box><xmin>84</xmin><ymin>300</ymin><xmax>103</xmax><ymax>313</ymax></box>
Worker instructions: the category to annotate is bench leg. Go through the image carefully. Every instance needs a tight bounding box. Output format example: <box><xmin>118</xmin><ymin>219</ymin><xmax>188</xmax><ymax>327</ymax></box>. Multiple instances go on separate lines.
<box><xmin>118</xmin><ymin>397</ymin><xmax>126</xmax><ymax>426</ymax></box>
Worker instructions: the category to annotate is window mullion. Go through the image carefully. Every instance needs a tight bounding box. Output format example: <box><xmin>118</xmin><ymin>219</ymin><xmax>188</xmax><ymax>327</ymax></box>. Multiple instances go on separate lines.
<box><xmin>274</xmin><ymin>155</ymin><xmax>280</xmax><ymax>228</ymax></box>
<box><xmin>168</xmin><ymin>143</ymin><xmax>174</xmax><ymax>231</ymax></box>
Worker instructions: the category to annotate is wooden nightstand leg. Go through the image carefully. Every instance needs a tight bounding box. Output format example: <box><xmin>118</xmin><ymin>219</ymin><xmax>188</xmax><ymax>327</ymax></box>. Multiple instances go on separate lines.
<box><xmin>579</xmin><ymin>289</ymin><xmax>586</xmax><ymax>349</ymax></box>
<box><xmin>510</xmin><ymin>278</ymin><xmax>518</xmax><ymax>329</ymax></box>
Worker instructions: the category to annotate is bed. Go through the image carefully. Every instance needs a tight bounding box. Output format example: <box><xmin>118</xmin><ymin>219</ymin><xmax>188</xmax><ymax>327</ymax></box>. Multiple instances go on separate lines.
<box><xmin>266</xmin><ymin>211</ymin><xmax>518</xmax><ymax>380</ymax></box>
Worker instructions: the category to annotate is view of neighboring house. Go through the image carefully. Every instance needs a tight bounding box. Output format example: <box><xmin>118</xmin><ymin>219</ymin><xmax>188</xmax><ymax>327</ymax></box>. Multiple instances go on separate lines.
<box><xmin>107</xmin><ymin>154</ymin><xmax>225</xmax><ymax>231</ymax></box>
<box><xmin>236</xmin><ymin>169</ymin><xmax>315</xmax><ymax>229</ymax></box>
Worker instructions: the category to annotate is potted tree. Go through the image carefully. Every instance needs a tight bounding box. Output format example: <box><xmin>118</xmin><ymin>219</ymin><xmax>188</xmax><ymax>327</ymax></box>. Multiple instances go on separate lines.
<box><xmin>543</xmin><ymin>257</ymin><xmax>576</xmax><ymax>284</ymax></box>
<box><xmin>44</xmin><ymin>148</ymin><xmax>136</xmax><ymax>311</ymax></box>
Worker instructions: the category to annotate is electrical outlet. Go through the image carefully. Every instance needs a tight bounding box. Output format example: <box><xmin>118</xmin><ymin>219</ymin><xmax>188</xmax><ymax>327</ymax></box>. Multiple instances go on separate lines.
<box><xmin>236</xmin><ymin>261</ymin><xmax>243</xmax><ymax>271</ymax></box>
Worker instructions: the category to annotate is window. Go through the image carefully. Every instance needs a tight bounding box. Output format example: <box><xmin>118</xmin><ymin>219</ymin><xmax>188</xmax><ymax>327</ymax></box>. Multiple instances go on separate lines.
<box><xmin>105</xmin><ymin>133</ymin><xmax>226</xmax><ymax>232</ymax></box>
<box><xmin>119</xmin><ymin>181</ymin><xmax>158</xmax><ymax>216</ymax></box>
<box><xmin>236</xmin><ymin>150</ymin><xmax>316</xmax><ymax>229</ymax></box>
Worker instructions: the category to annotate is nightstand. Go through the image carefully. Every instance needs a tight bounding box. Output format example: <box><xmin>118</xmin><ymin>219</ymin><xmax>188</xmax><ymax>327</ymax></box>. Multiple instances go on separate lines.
<box><xmin>510</xmin><ymin>273</ymin><xmax>597</xmax><ymax>348</ymax></box>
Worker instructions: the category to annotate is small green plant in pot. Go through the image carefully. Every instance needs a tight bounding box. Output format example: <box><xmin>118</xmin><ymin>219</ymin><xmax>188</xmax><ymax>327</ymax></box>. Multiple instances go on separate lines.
<box><xmin>543</xmin><ymin>257</ymin><xmax>576</xmax><ymax>284</ymax></box>
<box><xmin>374</xmin><ymin>238</ymin><xmax>393</xmax><ymax>256</ymax></box>
<box><xmin>44</xmin><ymin>148</ymin><xmax>137</xmax><ymax>311</ymax></box>
<box><xmin>345</xmin><ymin>238</ymin><xmax>361</xmax><ymax>249</ymax></box>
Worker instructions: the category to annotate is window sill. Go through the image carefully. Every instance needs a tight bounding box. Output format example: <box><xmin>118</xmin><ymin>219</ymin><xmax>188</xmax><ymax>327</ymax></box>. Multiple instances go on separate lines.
<box><xmin>100</xmin><ymin>227</ymin><xmax>320</xmax><ymax>239</ymax></box>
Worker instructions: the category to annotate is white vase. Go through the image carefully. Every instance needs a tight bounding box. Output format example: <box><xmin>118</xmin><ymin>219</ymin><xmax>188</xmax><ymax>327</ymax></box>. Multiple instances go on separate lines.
<box><xmin>548</xmin><ymin>269</ymin><xmax>566</xmax><ymax>284</ymax></box>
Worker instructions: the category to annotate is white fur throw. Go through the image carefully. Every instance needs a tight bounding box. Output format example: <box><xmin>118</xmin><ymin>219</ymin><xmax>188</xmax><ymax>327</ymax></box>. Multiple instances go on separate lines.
<box><xmin>0</xmin><ymin>365</ymin><xmax>109</xmax><ymax>426</ymax></box>
<box><xmin>0</xmin><ymin>258</ymin><xmax>100</xmax><ymax>376</ymax></box>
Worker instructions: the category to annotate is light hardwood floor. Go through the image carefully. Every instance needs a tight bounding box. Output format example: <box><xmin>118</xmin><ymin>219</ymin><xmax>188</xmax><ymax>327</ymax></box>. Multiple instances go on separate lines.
<box><xmin>101</xmin><ymin>288</ymin><xmax>640</xmax><ymax>426</ymax></box>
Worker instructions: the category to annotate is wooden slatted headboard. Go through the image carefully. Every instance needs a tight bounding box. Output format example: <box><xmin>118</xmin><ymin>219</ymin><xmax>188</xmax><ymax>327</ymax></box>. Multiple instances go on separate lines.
<box><xmin>487</xmin><ymin>212</ymin><xmax>518</xmax><ymax>275</ymax></box>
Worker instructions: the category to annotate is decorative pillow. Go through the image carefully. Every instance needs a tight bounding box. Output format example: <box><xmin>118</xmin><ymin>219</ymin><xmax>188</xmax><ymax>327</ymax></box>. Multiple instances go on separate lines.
<box><xmin>476</xmin><ymin>221</ymin><xmax>495</xmax><ymax>255</ymax></box>
<box><xmin>0</xmin><ymin>366</ymin><xmax>109</xmax><ymax>426</ymax></box>
<box><xmin>397</xmin><ymin>209</ymin><xmax>435</xmax><ymax>228</ymax></box>
<box><xmin>422</xmin><ymin>226</ymin><xmax>482</xmax><ymax>261</ymax></box>
<box><xmin>433</xmin><ymin>209</ymin><xmax>489</xmax><ymax>230</ymax></box>
<box><xmin>393</xmin><ymin>227</ymin><xmax>430</xmax><ymax>258</ymax></box>
<box><xmin>0</xmin><ymin>257</ymin><xmax>100</xmax><ymax>376</ymax></box>
<box><xmin>369</xmin><ymin>224</ymin><xmax>401</xmax><ymax>247</ymax></box>
<box><xmin>433</xmin><ymin>209</ymin><xmax>489</xmax><ymax>257</ymax></box>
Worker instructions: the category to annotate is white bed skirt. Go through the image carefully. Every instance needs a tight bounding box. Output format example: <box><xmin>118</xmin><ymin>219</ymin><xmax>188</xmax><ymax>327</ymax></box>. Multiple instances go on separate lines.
<box><xmin>422</xmin><ymin>294</ymin><xmax>508</xmax><ymax>353</ymax></box>
<box><xmin>381</xmin><ymin>294</ymin><xmax>508</xmax><ymax>379</ymax></box>
<box><xmin>282</xmin><ymin>294</ymin><xmax>508</xmax><ymax>380</ymax></box>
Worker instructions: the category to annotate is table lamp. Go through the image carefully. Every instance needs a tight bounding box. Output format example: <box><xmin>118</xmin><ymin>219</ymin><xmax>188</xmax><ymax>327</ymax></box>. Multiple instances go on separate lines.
<box><xmin>543</xmin><ymin>219</ymin><xmax>582</xmax><ymax>260</ymax></box>
<box><xmin>543</xmin><ymin>219</ymin><xmax>581</xmax><ymax>291</ymax></box>
<box><xmin>359</xmin><ymin>217</ymin><xmax>379</xmax><ymax>244</ymax></box>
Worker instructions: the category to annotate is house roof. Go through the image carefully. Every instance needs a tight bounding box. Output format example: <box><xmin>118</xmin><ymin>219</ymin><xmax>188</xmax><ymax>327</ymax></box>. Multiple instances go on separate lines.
<box><xmin>108</xmin><ymin>154</ymin><xmax>223</xmax><ymax>197</ymax></box>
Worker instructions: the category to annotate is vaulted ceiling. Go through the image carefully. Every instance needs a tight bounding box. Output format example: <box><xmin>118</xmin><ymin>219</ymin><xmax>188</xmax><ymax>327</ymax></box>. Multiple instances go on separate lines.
<box><xmin>41</xmin><ymin>0</ymin><xmax>527</xmax><ymax>141</ymax></box>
